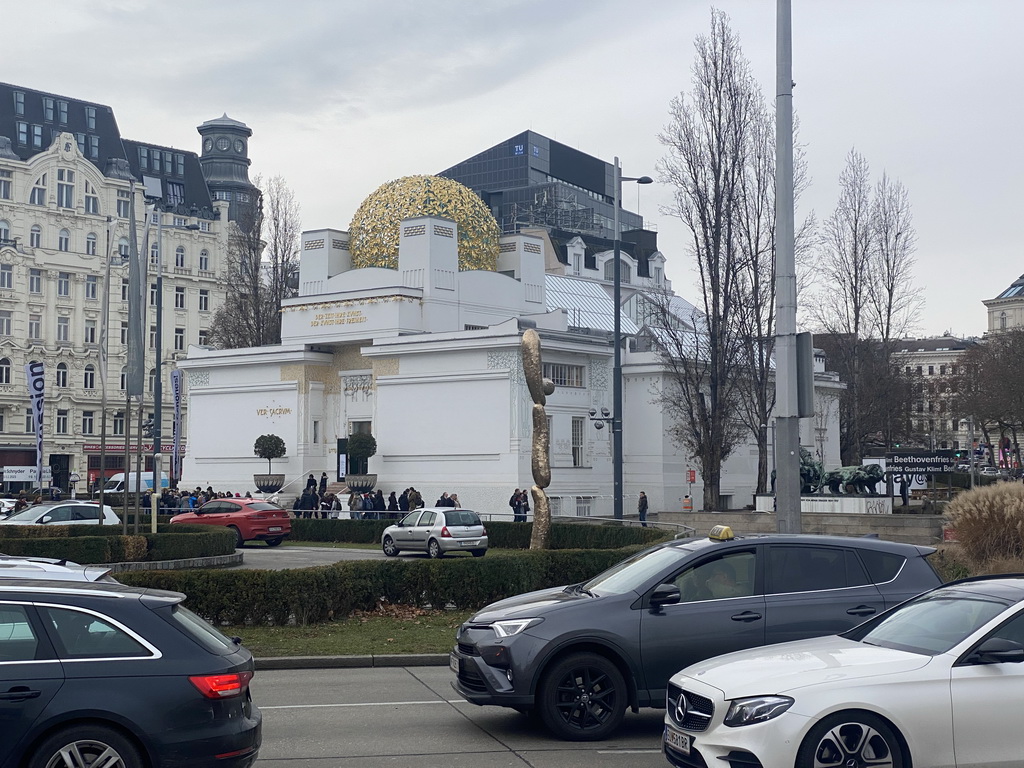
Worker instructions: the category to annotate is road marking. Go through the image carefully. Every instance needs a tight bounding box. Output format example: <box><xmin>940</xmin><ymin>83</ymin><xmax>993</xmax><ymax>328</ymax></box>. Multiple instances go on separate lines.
<box><xmin>262</xmin><ymin>699</ymin><xmax>465</xmax><ymax>710</ymax></box>
<box><xmin>597</xmin><ymin>750</ymin><xmax>662</xmax><ymax>754</ymax></box>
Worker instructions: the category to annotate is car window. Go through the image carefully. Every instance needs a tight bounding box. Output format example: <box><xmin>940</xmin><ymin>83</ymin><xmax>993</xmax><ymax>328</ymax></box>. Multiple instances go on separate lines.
<box><xmin>983</xmin><ymin>609</ymin><xmax>1024</xmax><ymax>648</ymax></box>
<box><xmin>41</xmin><ymin>505</ymin><xmax>74</xmax><ymax>523</ymax></box>
<box><xmin>418</xmin><ymin>512</ymin><xmax>437</xmax><ymax>527</ymax></box>
<box><xmin>768</xmin><ymin>545</ymin><xmax>868</xmax><ymax>593</ymax></box>
<box><xmin>0</xmin><ymin>605</ymin><xmax>40</xmax><ymax>661</ymax></box>
<box><xmin>674</xmin><ymin>551</ymin><xmax>756</xmax><ymax>602</ymax></box>
<box><xmin>42</xmin><ymin>606</ymin><xmax>151</xmax><ymax>659</ymax></box>
<box><xmin>167</xmin><ymin>604</ymin><xmax>237</xmax><ymax>654</ymax></box>
<box><xmin>583</xmin><ymin>545</ymin><xmax>694</xmax><ymax>596</ymax></box>
<box><xmin>199</xmin><ymin>502</ymin><xmax>224</xmax><ymax>513</ymax></box>
<box><xmin>445</xmin><ymin>510</ymin><xmax>481</xmax><ymax>526</ymax></box>
<box><xmin>242</xmin><ymin>502</ymin><xmax>284</xmax><ymax>512</ymax></box>
<box><xmin>856</xmin><ymin>549</ymin><xmax>906</xmax><ymax>584</ymax></box>
<box><xmin>850</xmin><ymin>595</ymin><xmax>1009</xmax><ymax>655</ymax></box>
<box><xmin>71</xmin><ymin>507</ymin><xmax>100</xmax><ymax>521</ymax></box>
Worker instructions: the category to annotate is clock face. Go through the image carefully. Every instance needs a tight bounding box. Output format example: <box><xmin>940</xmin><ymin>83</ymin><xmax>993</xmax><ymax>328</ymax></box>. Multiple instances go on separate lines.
<box><xmin>203</xmin><ymin>138</ymin><xmax>213</xmax><ymax>152</ymax></box>
<box><xmin>234</xmin><ymin>138</ymin><xmax>245</xmax><ymax>153</ymax></box>
<box><xmin>216</xmin><ymin>137</ymin><xmax>231</xmax><ymax>151</ymax></box>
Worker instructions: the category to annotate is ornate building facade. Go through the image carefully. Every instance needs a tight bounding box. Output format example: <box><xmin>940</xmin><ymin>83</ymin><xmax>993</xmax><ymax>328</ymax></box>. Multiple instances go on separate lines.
<box><xmin>0</xmin><ymin>83</ymin><xmax>253</xmax><ymax>491</ymax></box>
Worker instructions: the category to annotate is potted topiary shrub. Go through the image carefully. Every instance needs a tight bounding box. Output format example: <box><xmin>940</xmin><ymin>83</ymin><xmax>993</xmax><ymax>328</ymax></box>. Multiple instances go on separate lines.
<box><xmin>253</xmin><ymin>434</ymin><xmax>287</xmax><ymax>493</ymax></box>
<box><xmin>345</xmin><ymin>432</ymin><xmax>377</xmax><ymax>492</ymax></box>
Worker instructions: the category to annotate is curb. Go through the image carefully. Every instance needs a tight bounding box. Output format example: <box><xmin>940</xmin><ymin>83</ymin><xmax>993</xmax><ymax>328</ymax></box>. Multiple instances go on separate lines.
<box><xmin>99</xmin><ymin>553</ymin><xmax>244</xmax><ymax>572</ymax></box>
<box><xmin>256</xmin><ymin>653</ymin><xmax>449</xmax><ymax>670</ymax></box>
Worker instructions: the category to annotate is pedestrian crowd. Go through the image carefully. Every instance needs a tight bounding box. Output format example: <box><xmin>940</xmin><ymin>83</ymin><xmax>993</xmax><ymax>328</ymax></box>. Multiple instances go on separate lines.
<box><xmin>290</xmin><ymin>474</ymin><xmax>466</xmax><ymax>520</ymax></box>
<box><xmin>150</xmin><ymin>486</ymin><xmax>254</xmax><ymax>512</ymax></box>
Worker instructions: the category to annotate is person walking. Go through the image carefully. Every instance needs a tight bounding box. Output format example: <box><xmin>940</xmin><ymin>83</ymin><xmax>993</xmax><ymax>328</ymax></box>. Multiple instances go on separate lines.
<box><xmin>305</xmin><ymin>474</ymin><xmax>317</xmax><ymax>492</ymax></box>
<box><xmin>387</xmin><ymin>491</ymin><xmax>399</xmax><ymax>516</ymax></box>
<box><xmin>398</xmin><ymin>489</ymin><xmax>409</xmax><ymax>512</ymax></box>
<box><xmin>319</xmin><ymin>472</ymin><xmax>328</xmax><ymax>495</ymax></box>
<box><xmin>450</xmin><ymin>493</ymin><xmax>461</xmax><ymax>508</ymax></box>
<box><xmin>637</xmin><ymin>491</ymin><xmax>649</xmax><ymax>528</ymax></box>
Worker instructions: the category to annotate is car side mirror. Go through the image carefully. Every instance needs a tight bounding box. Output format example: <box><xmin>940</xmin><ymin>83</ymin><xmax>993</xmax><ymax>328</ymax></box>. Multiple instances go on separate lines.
<box><xmin>39</xmin><ymin>515</ymin><xmax>52</xmax><ymax>524</ymax></box>
<box><xmin>649</xmin><ymin>583</ymin><xmax>681</xmax><ymax>612</ymax></box>
<box><xmin>966</xmin><ymin>637</ymin><xmax>1024</xmax><ymax>665</ymax></box>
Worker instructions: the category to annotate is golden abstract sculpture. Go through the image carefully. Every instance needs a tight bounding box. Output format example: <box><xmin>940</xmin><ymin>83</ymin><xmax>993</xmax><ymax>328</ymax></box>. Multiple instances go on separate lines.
<box><xmin>522</xmin><ymin>328</ymin><xmax>555</xmax><ymax>550</ymax></box>
<box><xmin>348</xmin><ymin>175</ymin><xmax>500</xmax><ymax>271</ymax></box>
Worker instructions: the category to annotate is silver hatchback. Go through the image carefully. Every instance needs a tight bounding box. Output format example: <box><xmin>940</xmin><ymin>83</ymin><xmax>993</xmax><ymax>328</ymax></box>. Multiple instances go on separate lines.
<box><xmin>381</xmin><ymin>507</ymin><xmax>488</xmax><ymax>558</ymax></box>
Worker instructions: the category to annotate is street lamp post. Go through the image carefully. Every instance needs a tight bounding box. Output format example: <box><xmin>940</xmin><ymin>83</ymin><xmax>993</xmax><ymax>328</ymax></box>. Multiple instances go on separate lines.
<box><xmin>611</xmin><ymin>158</ymin><xmax>652</xmax><ymax>520</ymax></box>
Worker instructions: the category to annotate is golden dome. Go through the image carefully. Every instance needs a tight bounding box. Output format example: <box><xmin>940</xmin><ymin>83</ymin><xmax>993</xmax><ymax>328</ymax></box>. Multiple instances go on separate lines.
<box><xmin>348</xmin><ymin>175</ymin><xmax>500</xmax><ymax>271</ymax></box>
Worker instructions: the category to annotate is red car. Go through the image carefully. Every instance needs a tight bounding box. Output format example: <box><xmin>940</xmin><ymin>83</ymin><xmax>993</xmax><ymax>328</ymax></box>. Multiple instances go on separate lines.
<box><xmin>170</xmin><ymin>498</ymin><xmax>292</xmax><ymax>547</ymax></box>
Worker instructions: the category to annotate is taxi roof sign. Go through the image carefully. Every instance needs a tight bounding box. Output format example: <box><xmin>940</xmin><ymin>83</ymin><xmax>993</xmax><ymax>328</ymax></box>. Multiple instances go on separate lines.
<box><xmin>709</xmin><ymin>525</ymin><xmax>734</xmax><ymax>541</ymax></box>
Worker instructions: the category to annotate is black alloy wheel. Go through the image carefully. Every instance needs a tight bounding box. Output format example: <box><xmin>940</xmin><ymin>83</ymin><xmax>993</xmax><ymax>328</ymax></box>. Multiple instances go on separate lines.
<box><xmin>538</xmin><ymin>652</ymin><xmax>627</xmax><ymax>741</ymax></box>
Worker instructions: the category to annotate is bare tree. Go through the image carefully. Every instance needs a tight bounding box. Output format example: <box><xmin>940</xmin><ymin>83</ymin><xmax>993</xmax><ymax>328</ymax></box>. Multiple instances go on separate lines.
<box><xmin>208</xmin><ymin>175</ymin><xmax>301</xmax><ymax>349</ymax></box>
<box><xmin>656</xmin><ymin>9</ymin><xmax>758</xmax><ymax>510</ymax></box>
<box><xmin>810</xmin><ymin>151</ymin><xmax>922</xmax><ymax>463</ymax></box>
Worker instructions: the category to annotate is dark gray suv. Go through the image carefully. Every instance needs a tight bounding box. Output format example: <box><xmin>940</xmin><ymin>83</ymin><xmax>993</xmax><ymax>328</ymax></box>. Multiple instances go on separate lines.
<box><xmin>450</xmin><ymin>529</ymin><xmax>941</xmax><ymax>740</ymax></box>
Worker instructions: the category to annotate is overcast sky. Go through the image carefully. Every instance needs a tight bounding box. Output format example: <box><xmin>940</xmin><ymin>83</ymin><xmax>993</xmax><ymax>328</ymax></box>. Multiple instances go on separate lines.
<box><xmin>7</xmin><ymin>0</ymin><xmax>1021</xmax><ymax>338</ymax></box>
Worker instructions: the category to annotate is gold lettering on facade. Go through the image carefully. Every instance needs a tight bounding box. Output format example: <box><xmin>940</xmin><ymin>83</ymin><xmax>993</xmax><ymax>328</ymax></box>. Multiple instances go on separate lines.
<box><xmin>256</xmin><ymin>407</ymin><xmax>293</xmax><ymax>416</ymax></box>
<box><xmin>310</xmin><ymin>310</ymin><xmax>368</xmax><ymax>327</ymax></box>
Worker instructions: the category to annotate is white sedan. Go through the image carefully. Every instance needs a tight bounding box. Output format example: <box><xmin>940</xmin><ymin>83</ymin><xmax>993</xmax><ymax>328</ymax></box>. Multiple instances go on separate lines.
<box><xmin>0</xmin><ymin>500</ymin><xmax>120</xmax><ymax>526</ymax></box>
<box><xmin>663</xmin><ymin>576</ymin><xmax>1024</xmax><ymax>768</ymax></box>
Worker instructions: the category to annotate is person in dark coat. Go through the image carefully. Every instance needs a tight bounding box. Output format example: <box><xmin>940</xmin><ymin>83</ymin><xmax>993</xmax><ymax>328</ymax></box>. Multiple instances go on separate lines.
<box><xmin>373</xmin><ymin>490</ymin><xmax>386</xmax><ymax>514</ymax></box>
<box><xmin>305</xmin><ymin>474</ymin><xmax>316</xmax><ymax>491</ymax></box>
<box><xmin>387</xmin><ymin>492</ymin><xmax>399</xmax><ymax>513</ymax></box>
<box><xmin>637</xmin><ymin>491</ymin><xmax>649</xmax><ymax>528</ymax></box>
<box><xmin>398</xmin><ymin>490</ymin><xmax>409</xmax><ymax>512</ymax></box>
<box><xmin>319</xmin><ymin>472</ymin><xmax>328</xmax><ymax>495</ymax></box>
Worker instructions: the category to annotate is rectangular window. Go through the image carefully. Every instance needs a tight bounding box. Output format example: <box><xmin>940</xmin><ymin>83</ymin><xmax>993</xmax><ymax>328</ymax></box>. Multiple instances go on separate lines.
<box><xmin>198</xmin><ymin>329</ymin><xmax>209</xmax><ymax>346</ymax></box>
<box><xmin>82</xmin><ymin>411</ymin><xmax>94</xmax><ymax>435</ymax></box>
<box><xmin>58</xmin><ymin>100</ymin><xmax>68</xmax><ymax>124</ymax></box>
<box><xmin>174</xmin><ymin>286</ymin><xmax>186</xmax><ymax>309</ymax></box>
<box><xmin>57</xmin><ymin>316</ymin><xmax>70</xmax><ymax>342</ymax></box>
<box><xmin>175</xmin><ymin>154</ymin><xmax>185</xmax><ymax>176</ymax></box>
<box><xmin>56</xmin><ymin>409</ymin><xmax>69</xmax><ymax>434</ymax></box>
<box><xmin>149</xmin><ymin>325</ymin><xmax>157</xmax><ymax>349</ymax></box>
<box><xmin>44</xmin><ymin>97</ymin><xmax>54</xmax><ymax>121</ymax></box>
<box><xmin>174</xmin><ymin>327</ymin><xmax>185</xmax><ymax>351</ymax></box>
<box><xmin>214</xmin><ymin>190</ymin><xmax>231</xmax><ymax>201</ymax></box>
<box><xmin>199</xmin><ymin>251</ymin><xmax>209</xmax><ymax>271</ymax></box>
<box><xmin>86</xmin><ymin>106</ymin><xmax>96</xmax><ymax>130</ymax></box>
<box><xmin>29</xmin><ymin>269</ymin><xmax>42</xmax><ymax>294</ymax></box>
<box><xmin>572</xmin><ymin>416</ymin><xmax>586</xmax><ymax>467</ymax></box>
<box><xmin>76</xmin><ymin>133</ymin><xmax>86</xmax><ymax>154</ymax></box>
<box><xmin>120</xmin><ymin>321</ymin><xmax>128</xmax><ymax>345</ymax></box>
<box><xmin>172</xmin><ymin>216</ymin><xmax>186</xmax><ymax>227</ymax></box>
<box><xmin>139</xmin><ymin>147</ymin><xmax>149</xmax><ymax>170</ymax></box>
<box><xmin>84</xmin><ymin>319</ymin><xmax>97</xmax><ymax>344</ymax></box>
<box><xmin>121</xmin><ymin>278</ymin><xmax>129</xmax><ymax>302</ymax></box>
<box><xmin>32</xmin><ymin>125</ymin><xmax>43</xmax><ymax>148</ymax></box>
<box><xmin>14</xmin><ymin>91</ymin><xmax>24</xmax><ymax>116</ymax></box>
<box><xmin>17</xmin><ymin>122</ymin><xmax>28</xmax><ymax>145</ymax></box>
<box><xmin>198</xmin><ymin>289</ymin><xmax>209</xmax><ymax>311</ymax></box>
<box><xmin>0</xmin><ymin>310</ymin><xmax>10</xmax><ymax>336</ymax></box>
<box><xmin>0</xmin><ymin>169</ymin><xmax>10</xmax><ymax>200</ymax></box>
<box><xmin>86</xmin><ymin>275</ymin><xmax>98</xmax><ymax>300</ymax></box>
<box><xmin>542</xmin><ymin>363</ymin><xmax>585</xmax><ymax>388</ymax></box>
<box><xmin>25</xmin><ymin>407</ymin><xmax>34</xmax><ymax>432</ymax></box>
<box><xmin>150</xmin><ymin>283</ymin><xmax>157</xmax><ymax>305</ymax></box>
<box><xmin>117</xmin><ymin>189</ymin><xmax>130</xmax><ymax>218</ymax></box>
<box><xmin>29</xmin><ymin>315</ymin><xmax>41</xmax><ymax>339</ymax></box>
<box><xmin>0</xmin><ymin>264</ymin><xmax>11</xmax><ymax>288</ymax></box>
<box><xmin>89</xmin><ymin>135</ymin><xmax>99</xmax><ymax>159</ymax></box>
<box><xmin>85</xmin><ymin>193</ymin><xmax>98</xmax><ymax>214</ymax></box>
<box><xmin>57</xmin><ymin>272</ymin><xmax>71</xmax><ymax>297</ymax></box>
<box><xmin>113</xmin><ymin>411</ymin><xmax>125</xmax><ymax>436</ymax></box>
<box><xmin>166</xmin><ymin>183</ymin><xmax>184</xmax><ymax>207</ymax></box>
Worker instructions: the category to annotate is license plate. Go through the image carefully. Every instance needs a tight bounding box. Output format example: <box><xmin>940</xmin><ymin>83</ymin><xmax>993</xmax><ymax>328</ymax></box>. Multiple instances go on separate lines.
<box><xmin>460</xmin><ymin>540</ymin><xmax>479</xmax><ymax>546</ymax></box>
<box><xmin>449</xmin><ymin>653</ymin><xmax>460</xmax><ymax>674</ymax></box>
<box><xmin>269</xmin><ymin>526</ymin><xmax>282</xmax><ymax>532</ymax></box>
<box><xmin>664</xmin><ymin>726</ymin><xmax>691</xmax><ymax>755</ymax></box>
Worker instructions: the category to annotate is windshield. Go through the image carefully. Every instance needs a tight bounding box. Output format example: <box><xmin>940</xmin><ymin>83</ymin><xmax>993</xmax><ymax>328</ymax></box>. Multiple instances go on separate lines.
<box><xmin>582</xmin><ymin>545</ymin><xmax>691</xmax><ymax>596</ymax></box>
<box><xmin>102</xmin><ymin>480</ymin><xmax>121</xmax><ymax>490</ymax></box>
<box><xmin>2</xmin><ymin>506</ymin><xmax>44</xmax><ymax>522</ymax></box>
<box><xmin>848</xmin><ymin>594</ymin><xmax>1009</xmax><ymax>655</ymax></box>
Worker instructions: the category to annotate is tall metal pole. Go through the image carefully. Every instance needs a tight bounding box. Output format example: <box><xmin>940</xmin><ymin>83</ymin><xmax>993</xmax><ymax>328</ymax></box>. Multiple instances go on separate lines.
<box><xmin>612</xmin><ymin>158</ymin><xmax>624</xmax><ymax>520</ymax></box>
<box><xmin>152</xmin><ymin>209</ymin><xmax>163</xmax><ymax>532</ymax></box>
<box><xmin>98</xmin><ymin>216</ymin><xmax>114</xmax><ymax>520</ymax></box>
<box><xmin>774</xmin><ymin>0</ymin><xmax>802</xmax><ymax>531</ymax></box>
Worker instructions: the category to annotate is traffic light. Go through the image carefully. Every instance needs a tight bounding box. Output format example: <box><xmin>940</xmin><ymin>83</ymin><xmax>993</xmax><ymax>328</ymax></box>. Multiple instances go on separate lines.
<box><xmin>141</xmin><ymin>419</ymin><xmax>155</xmax><ymax>438</ymax></box>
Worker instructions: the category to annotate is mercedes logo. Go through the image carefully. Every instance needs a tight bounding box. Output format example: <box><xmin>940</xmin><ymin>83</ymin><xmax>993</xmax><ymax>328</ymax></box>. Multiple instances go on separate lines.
<box><xmin>673</xmin><ymin>693</ymin><xmax>689</xmax><ymax>724</ymax></box>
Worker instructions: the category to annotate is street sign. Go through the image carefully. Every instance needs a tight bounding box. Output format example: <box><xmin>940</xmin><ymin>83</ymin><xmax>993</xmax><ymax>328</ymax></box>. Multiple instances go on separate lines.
<box><xmin>1</xmin><ymin>466</ymin><xmax>53</xmax><ymax>482</ymax></box>
<box><xmin>69</xmin><ymin>472</ymin><xmax>81</xmax><ymax>483</ymax></box>
<box><xmin>886</xmin><ymin>451</ymin><xmax>955</xmax><ymax>475</ymax></box>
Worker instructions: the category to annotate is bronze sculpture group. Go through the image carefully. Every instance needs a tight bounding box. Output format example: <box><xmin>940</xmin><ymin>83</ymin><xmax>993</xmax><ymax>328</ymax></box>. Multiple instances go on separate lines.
<box><xmin>771</xmin><ymin>448</ymin><xmax>886</xmax><ymax>496</ymax></box>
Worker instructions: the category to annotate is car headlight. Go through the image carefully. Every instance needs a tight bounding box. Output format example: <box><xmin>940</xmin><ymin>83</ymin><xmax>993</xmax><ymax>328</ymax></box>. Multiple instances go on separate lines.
<box><xmin>723</xmin><ymin>696</ymin><xmax>794</xmax><ymax>727</ymax></box>
<box><xmin>491</xmin><ymin>618</ymin><xmax>543</xmax><ymax>638</ymax></box>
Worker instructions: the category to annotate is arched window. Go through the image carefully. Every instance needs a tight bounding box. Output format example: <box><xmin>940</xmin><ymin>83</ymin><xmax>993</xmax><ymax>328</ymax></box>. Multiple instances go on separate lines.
<box><xmin>150</xmin><ymin>240</ymin><xmax>159</xmax><ymax>266</ymax></box>
<box><xmin>1000</xmin><ymin>312</ymin><xmax>1008</xmax><ymax>331</ymax></box>
<box><xmin>56</xmin><ymin>363</ymin><xmax>68</xmax><ymax>388</ymax></box>
<box><xmin>148</xmin><ymin>367</ymin><xmax>156</xmax><ymax>392</ymax></box>
<box><xmin>30</xmin><ymin>225</ymin><xmax>41</xmax><ymax>248</ymax></box>
<box><xmin>0</xmin><ymin>357</ymin><xmax>10</xmax><ymax>385</ymax></box>
<box><xmin>118</xmin><ymin>237</ymin><xmax>130</xmax><ymax>260</ymax></box>
<box><xmin>58</xmin><ymin>229</ymin><xmax>70</xmax><ymax>251</ymax></box>
<box><xmin>199</xmin><ymin>249</ymin><xmax>210</xmax><ymax>272</ymax></box>
<box><xmin>29</xmin><ymin>173</ymin><xmax>47</xmax><ymax>205</ymax></box>
<box><xmin>0</xmin><ymin>220</ymin><xmax>10</xmax><ymax>241</ymax></box>
<box><xmin>175</xmin><ymin>246</ymin><xmax>185</xmax><ymax>269</ymax></box>
<box><xmin>86</xmin><ymin>232</ymin><xmax>97</xmax><ymax>256</ymax></box>
<box><xmin>603</xmin><ymin>258</ymin><xmax>631</xmax><ymax>284</ymax></box>
<box><xmin>119</xmin><ymin>366</ymin><xmax>127</xmax><ymax>391</ymax></box>
<box><xmin>83</xmin><ymin>364</ymin><xmax>96</xmax><ymax>390</ymax></box>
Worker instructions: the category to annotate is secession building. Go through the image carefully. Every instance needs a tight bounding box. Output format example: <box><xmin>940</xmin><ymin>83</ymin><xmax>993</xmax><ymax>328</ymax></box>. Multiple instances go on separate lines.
<box><xmin>179</xmin><ymin>168</ymin><xmax>843</xmax><ymax>516</ymax></box>
<box><xmin>0</xmin><ymin>82</ymin><xmax>254</xmax><ymax>492</ymax></box>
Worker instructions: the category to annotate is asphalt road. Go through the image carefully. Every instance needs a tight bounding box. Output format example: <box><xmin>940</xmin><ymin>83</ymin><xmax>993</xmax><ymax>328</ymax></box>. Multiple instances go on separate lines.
<box><xmin>252</xmin><ymin>666</ymin><xmax>668</xmax><ymax>767</ymax></box>
<box><xmin>234</xmin><ymin>544</ymin><xmax>385</xmax><ymax>570</ymax></box>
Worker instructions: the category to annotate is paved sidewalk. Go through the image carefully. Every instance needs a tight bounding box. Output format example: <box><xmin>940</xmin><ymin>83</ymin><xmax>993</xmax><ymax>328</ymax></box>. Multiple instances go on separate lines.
<box><xmin>257</xmin><ymin>653</ymin><xmax>448</xmax><ymax>669</ymax></box>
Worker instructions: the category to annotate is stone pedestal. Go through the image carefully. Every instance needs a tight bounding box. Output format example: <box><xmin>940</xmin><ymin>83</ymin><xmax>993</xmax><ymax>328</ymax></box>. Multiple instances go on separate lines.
<box><xmin>755</xmin><ymin>494</ymin><xmax>893</xmax><ymax>515</ymax></box>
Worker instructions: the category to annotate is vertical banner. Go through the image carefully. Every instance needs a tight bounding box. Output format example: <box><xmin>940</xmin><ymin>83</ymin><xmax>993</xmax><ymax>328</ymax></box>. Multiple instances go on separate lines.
<box><xmin>126</xmin><ymin>181</ymin><xmax>144</xmax><ymax>398</ymax></box>
<box><xmin>98</xmin><ymin>216</ymin><xmax>118</xmax><ymax>387</ymax></box>
<box><xmin>25</xmin><ymin>361</ymin><xmax>45</xmax><ymax>485</ymax></box>
<box><xmin>171</xmin><ymin>369</ymin><xmax>183</xmax><ymax>484</ymax></box>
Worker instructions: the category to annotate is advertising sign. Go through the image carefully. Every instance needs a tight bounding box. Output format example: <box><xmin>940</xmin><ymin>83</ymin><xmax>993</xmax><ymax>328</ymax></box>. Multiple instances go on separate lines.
<box><xmin>25</xmin><ymin>361</ymin><xmax>45</xmax><ymax>483</ymax></box>
<box><xmin>885</xmin><ymin>451</ymin><xmax>955</xmax><ymax>475</ymax></box>
<box><xmin>2</xmin><ymin>466</ymin><xmax>53</xmax><ymax>483</ymax></box>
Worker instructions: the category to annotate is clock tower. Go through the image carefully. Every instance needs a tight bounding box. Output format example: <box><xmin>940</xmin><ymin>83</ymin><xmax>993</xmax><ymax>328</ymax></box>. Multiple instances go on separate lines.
<box><xmin>197</xmin><ymin>114</ymin><xmax>256</xmax><ymax>223</ymax></box>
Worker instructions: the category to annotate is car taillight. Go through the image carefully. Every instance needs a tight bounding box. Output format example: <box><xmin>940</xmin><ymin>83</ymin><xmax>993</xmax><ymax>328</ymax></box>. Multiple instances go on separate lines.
<box><xmin>248</xmin><ymin>514</ymin><xmax>267</xmax><ymax>520</ymax></box>
<box><xmin>481</xmin><ymin>527</ymin><xmax>487</xmax><ymax>535</ymax></box>
<box><xmin>189</xmin><ymin>670</ymin><xmax>253</xmax><ymax>699</ymax></box>
<box><xmin>441</xmin><ymin>526</ymin><xmax>452</xmax><ymax>538</ymax></box>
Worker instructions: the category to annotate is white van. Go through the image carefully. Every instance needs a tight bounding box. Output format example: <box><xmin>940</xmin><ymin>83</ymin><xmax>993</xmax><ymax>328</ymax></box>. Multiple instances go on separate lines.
<box><xmin>94</xmin><ymin>472</ymin><xmax>169</xmax><ymax>499</ymax></box>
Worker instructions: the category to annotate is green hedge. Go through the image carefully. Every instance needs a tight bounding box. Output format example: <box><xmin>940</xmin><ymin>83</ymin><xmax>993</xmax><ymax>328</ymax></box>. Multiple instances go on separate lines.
<box><xmin>291</xmin><ymin>519</ymin><xmax>671</xmax><ymax>549</ymax></box>
<box><xmin>116</xmin><ymin>546</ymin><xmax>648</xmax><ymax>625</ymax></box>
<box><xmin>0</xmin><ymin>524</ymin><xmax>235</xmax><ymax>564</ymax></box>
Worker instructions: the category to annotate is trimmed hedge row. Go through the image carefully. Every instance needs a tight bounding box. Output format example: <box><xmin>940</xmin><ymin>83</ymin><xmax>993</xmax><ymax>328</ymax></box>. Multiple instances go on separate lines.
<box><xmin>116</xmin><ymin>546</ymin><xmax>647</xmax><ymax>625</ymax></box>
<box><xmin>290</xmin><ymin>519</ymin><xmax>671</xmax><ymax>549</ymax></box>
<box><xmin>0</xmin><ymin>524</ymin><xmax>236</xmax><ymax>564</ymax></box>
